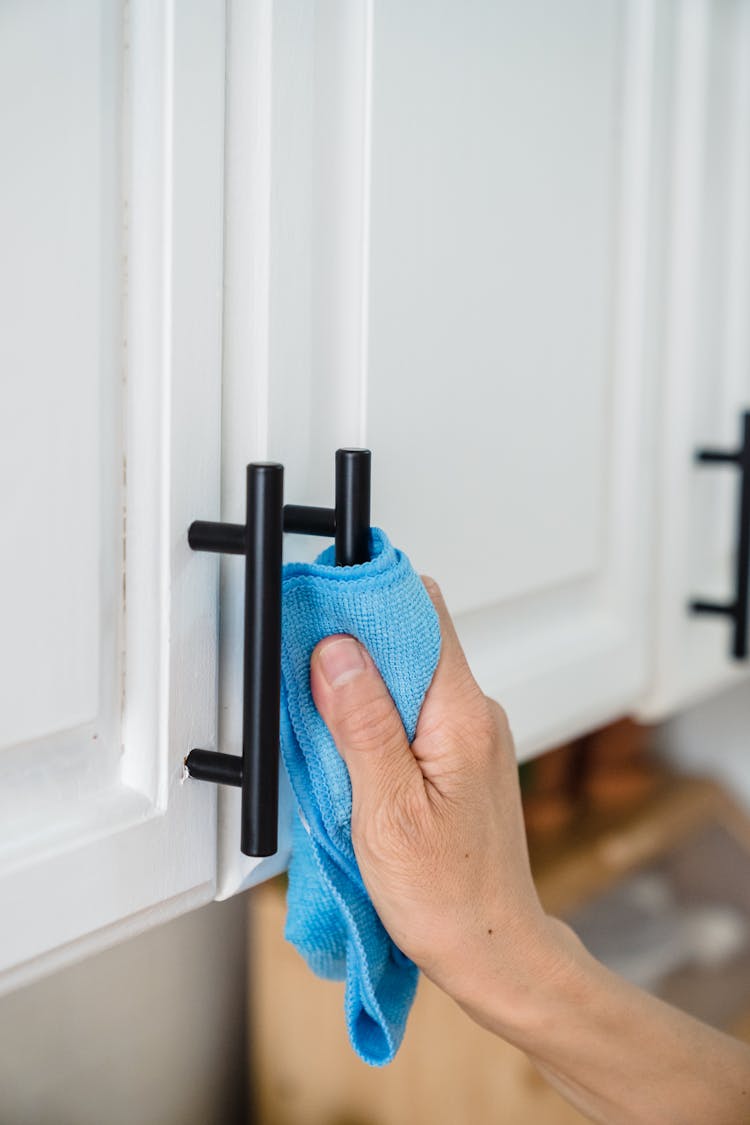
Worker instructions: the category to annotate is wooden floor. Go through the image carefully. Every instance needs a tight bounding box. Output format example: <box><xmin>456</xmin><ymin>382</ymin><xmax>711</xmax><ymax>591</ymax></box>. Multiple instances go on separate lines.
<box><xmin>248</xmin><ymin>881</ymin><xmax>588</xmax><ymax>1125</ymax></box>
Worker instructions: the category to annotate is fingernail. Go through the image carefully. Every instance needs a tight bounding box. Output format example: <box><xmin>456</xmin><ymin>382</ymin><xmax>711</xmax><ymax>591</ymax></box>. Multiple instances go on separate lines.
<box><xmin>317</xmin><ymin>637</ymin><xmax>367</xmax><ymax>689</ymax></box>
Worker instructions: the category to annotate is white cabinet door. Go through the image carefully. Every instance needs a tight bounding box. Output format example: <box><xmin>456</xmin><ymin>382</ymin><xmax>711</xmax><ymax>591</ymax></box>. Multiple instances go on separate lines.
<box><xmin>216</xmin><ymin>0</ymin><xmax>661</xmax><ymax>894</ymax></box>
<box><xmin>0</xmin><ymin>0</ymin><xmax>224</xmax><ymax>989</ymax></box>
<box><xmin>641</xmin><ymin>0</ymin><xmax>750</xmax><ymax>718</ymax></box>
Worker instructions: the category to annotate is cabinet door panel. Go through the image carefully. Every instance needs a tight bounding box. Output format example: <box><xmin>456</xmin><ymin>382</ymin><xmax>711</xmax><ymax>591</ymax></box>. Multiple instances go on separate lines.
<box><xmin>366</xmin><ymin>1</ymin><xmax>616</xmax><ymax>614</ymax></box>
<box><xmin>218</xmin><ymin>0</ymin><xmax>658</xmax><ymax>893</ymax></box>
<box><xmin>0</xmin><ymin>0</ymin><xmax>113</xmax><ymax>751</ymax></box>
<box><xmin>0</xmin><ymin>0</ymin><xmax>224</xmax><ymax>989</ymax></box>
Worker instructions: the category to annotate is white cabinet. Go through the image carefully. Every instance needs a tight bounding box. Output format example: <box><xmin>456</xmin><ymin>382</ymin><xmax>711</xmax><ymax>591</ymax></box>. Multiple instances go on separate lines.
<box><xmin>3</xmin><ymin>0</ymin><xmax>748</xmax><ymax>967</ymax></box>
<box><xmin>0</xmin><ymin>0</ymin><xmax>225</xmax><ymax>990</ymax></box>
<box><xmin>642</xmin><ymin>0</ymin><xmax>750</xmax><ymax>717</ymax></box>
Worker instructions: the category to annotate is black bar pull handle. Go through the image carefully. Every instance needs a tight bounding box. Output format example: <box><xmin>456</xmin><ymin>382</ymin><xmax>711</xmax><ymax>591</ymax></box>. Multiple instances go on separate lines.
<box><xmin>185</xmin><ymin>448</ymin><xmax>372</xmax><ymax>857</ymax></box>
<box><xmin>243</xmin><ymin>464</ymin><xmax>284</xmax><ymax>855</ymax></box>
<box><xmin>689</xmin><ymin>411</ymin><xmax>750</xmax><ymax>660</ymax></box>
<box><xmin>186</xmin><ymin>463</ymin><xmax>283</xmax><ymax>857</ymax></box>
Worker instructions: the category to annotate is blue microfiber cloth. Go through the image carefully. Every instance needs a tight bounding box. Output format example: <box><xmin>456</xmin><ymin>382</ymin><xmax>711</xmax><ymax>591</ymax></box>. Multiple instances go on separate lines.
<box><xmin>280</xmin><ymin>528</ymin><xmax>441</xmax><ymax>1066</ymax></box>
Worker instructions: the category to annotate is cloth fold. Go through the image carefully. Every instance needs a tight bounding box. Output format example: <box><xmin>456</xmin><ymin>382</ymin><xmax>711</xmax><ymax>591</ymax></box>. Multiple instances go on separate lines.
<box><xmin>280</xmin><ymin>528</ymin><xmax>441</xmax><ymax>1065</ymax></box>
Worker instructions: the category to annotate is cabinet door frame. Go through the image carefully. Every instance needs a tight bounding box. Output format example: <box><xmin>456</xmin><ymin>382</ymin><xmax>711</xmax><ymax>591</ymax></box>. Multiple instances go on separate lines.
<box><xmin>0</xmin><ymin>0</ymin><xmax>225</xmax><ymax>992</ymax></box>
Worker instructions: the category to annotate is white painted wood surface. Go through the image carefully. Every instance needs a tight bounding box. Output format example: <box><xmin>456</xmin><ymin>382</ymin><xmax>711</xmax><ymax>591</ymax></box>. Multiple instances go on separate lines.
<box><xmin>641</xmin><ymin>0</ymin><xmax>750</xmax><ymax>717</ymax></box>
<box><xmin>3</xmin><ymin>0</ymin><xmax>747</xmax><ymax>930</ymax></box>
<box><xmin>217</xmin><ymin>0</ymin><xmax>661</xmax><ymax>895</ymax></box>
<box><xmin>0</xmin><ymin>0</ymin><xmax>225</xmax><ymax>989</ymax></box>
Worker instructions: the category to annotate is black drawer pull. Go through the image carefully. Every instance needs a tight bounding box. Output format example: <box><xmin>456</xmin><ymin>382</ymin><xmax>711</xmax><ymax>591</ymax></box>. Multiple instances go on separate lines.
<box><xmin>690</xmin><ymin>412</ymin><xmax>750</xmax><ymax>660</ymax></box>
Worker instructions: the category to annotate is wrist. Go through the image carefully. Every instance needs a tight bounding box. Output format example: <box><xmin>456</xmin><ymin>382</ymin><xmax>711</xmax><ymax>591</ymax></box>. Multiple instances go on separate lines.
<box><xmin>446</xmin><ymin>914</ymin><xmax>593</xmax><ymax>1046</ymax></box>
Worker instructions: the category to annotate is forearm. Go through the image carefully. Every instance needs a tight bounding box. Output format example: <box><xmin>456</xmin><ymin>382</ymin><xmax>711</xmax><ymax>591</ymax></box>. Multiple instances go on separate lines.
<box><xmin>457</xmin><ymin>918</ymin><xmax>750</xmax><ymax>1125</ymax></box>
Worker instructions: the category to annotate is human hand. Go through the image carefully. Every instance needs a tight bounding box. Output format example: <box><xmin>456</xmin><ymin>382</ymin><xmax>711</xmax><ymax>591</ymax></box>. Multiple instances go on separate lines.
<box><xmin>309</xmin><ymin>578</ymin><xmax>564</xmax><ymax>1029</ymax></box>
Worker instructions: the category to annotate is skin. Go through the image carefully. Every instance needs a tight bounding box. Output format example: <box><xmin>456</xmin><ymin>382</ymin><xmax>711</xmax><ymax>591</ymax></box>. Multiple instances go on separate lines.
<box><xmin>309</xmin><ymin>577</ymin><xmax>750</xmax><ymax>1125</ymax></box>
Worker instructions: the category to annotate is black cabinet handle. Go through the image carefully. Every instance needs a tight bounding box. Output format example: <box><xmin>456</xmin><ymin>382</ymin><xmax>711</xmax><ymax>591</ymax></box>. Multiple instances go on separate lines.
<box><xmin>185</xmin><ymin>448</ymin><xmax>372</xmax><ymax>856</ymax></box>
<box><xmin>690</xmin><ymin>412</ymin><xmax>750</xmax><ymax>659</ymax></box>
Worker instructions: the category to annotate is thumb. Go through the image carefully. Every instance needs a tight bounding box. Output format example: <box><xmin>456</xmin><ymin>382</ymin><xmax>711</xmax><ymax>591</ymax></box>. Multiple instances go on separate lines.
<box><xmin>310</xmin><ymin>635</ymin><xmax>422</xmax><ymax>808</ymax></box>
